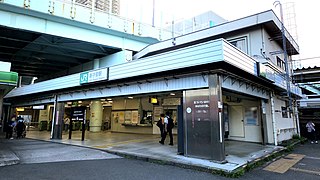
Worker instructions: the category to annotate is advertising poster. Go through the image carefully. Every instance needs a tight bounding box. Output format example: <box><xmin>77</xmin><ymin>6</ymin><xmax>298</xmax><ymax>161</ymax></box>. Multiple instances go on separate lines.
<box><xmin>118</xmin><ymin>111</ymin><xmax>125</xmax><ymax>123</ymax></box>
<box><xmin>131</xmin><ymin>111</ymin><xmax>139</xmax><ymax>124</ymax></box>
<box><xmin>245</xmin><ymin>107</ymin><xmax>258</xmax><ymax>125</ymax></box>
<box><xmin>124</xmin><ymin>111</ymin><xmax>132</xmax><ymax>124</ymax></box>
<box><xmin>153</xmin><ymin>106</ymin><xmax>163</xmax><ymax>122</ymax></box>
<box><xmin>112</xmin><ymin>111</ymin><xmax>125</xmax><ymax>123</ymax></box>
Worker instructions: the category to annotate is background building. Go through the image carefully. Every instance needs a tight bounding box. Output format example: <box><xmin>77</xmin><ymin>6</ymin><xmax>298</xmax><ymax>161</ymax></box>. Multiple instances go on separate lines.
<box><xmin>76</xmin><ymin>0</ymin><xmax>120</xmax><ymax>14</ymax></box>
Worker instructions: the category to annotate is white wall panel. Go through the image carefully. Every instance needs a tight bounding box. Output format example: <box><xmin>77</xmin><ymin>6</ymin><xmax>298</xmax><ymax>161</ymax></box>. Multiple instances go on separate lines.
<box><xmin>109</xmin><ymin>40</ymin><xmax>224</xmax><ymax>80</ymax></box>
<box><xmin>223</xmin><ymin>41</ymin><xmax>258</xmax><ymax>76</ymax></box>
<box><xmin>57</xmin><ymin>75</ymin><xmax>209</xmax><ymax>102</ymax></box>
<box><xmin>6</xmin><ymin>39</ymin><xmax>263</xmax><ymax>99</ymax></box>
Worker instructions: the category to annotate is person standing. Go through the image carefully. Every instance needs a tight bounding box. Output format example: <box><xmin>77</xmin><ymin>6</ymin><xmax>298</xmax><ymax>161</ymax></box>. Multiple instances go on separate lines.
<box><xmin>165</xmin><ymin>112</ymin><xmax>174</xmax><ymax>146</ymax></box>
<box><xmin>157</xmin><ymin>114</ymin><xmax>166</xmax><ymax>145</ymax></box>
<box><xmin>15</xmin><ymin>117</ymin><xmax>26</xmax><ymax>139</ymax></box>
<box><xmin>306</xmin><ymin>120</ymin><xmax>317</xmax><ymax>144</ymax></box>
<box><xmin>6</xmin><ymin>115</ymin><xmax>16</xmax><ymax>139</ymax></box>
<box><xmin>64</xmin><ymin>116</ymin><xmax>70</xmax><ymax>132</ymax></box>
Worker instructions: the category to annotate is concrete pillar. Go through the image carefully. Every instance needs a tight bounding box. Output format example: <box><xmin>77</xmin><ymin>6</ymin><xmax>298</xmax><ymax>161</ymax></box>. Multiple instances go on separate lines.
<box><xmin>0</xmin><ymin>90</ymin><xmax>4</xmax><ymax>132</ymax></box>
<box><xmin>89</xmin><ymin>100</ymin><xmax>103</xmax><ymax>132</ymax></box>
<box><xmin>51</xmin><ymin>96</ymin><xmax>64</xmax><ymax>139</ymax></box>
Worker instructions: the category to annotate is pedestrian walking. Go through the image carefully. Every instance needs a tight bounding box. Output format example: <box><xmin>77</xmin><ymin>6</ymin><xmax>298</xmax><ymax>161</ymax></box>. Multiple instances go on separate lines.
<box><xmin>165</xmin><ymin>112</ymin><xmax>174</xmax><ymax>145</ymax></box>
<box><xmin>64</xmin><ymin>116</ymin><xmax>70</xmax><ymax>132</ymax></box>
<box><xmin>157</xmin><ymin>112</ymin><xmax>174</xmax><ymax>145</ymax></box>
<box><xmin>306</xmin><ymin>120</ymin><xmax>317</xmax><ymax>144</ymax></box>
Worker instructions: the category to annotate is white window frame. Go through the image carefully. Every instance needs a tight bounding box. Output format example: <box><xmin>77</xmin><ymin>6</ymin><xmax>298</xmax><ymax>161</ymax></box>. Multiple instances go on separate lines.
<box><xmin>227</xmin><ymin>35</ymin><xmax>249</xmax><ymax>54</ymax></box>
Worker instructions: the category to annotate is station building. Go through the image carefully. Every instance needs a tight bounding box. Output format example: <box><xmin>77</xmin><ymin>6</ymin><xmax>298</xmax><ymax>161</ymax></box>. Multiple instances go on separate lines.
<box><xmin>1</xmin><ymin>0</ymin><xmax>301</xmax><ymax>162</ymax></box>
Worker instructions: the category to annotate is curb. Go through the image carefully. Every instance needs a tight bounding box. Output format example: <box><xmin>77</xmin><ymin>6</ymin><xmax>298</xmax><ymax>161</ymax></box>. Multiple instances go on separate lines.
<box><xmin>25</xmin><ymin>137</ymin><xmax>233</xmax><ymax>174</ymax></box>
<box><xmin>24</xmin><ymin>137</ymin><xmax>300</xmax><ymax>177</ymax></box>
<box><xmin>0</xmin><ymin>150</ymin><xmax>20</xmax><ymax>167</ymax></box>
<box><xmin>0</xmin><ymin>158</ymin><xmax>20</xmax><ymax>167</ymax></box>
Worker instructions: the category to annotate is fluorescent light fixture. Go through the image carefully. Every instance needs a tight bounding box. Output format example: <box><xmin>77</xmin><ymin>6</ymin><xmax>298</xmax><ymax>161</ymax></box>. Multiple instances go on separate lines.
<box><xmin>107</xmin><ymin>98</ymin><xmax>112</xmax><ymax>101</ymax></box>
<box><xmin>128</xmin><ymin>96</ymin><xmax>133</xmax><ymax>99</ymax></box>
<box><xmin>78</xmin><ymin>101</ymin><xmax>82</xmax><ymax>103</ymax></box>
<box><xmin>16</xmin><ymin>107</ymin><xmax>25</xmax><ymax>112</ymax></box>
<box><xmin>170</xmin><ymin>93</ymin><xmax>175</xmax><ymax>96</ymax></box>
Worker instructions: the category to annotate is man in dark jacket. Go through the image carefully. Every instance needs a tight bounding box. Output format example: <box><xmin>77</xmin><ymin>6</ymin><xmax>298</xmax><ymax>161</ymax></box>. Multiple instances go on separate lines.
<box><xmin>157</xmin><ymin>114</ymin><xmax>166</xmax><ymax>145</ymax></box>
<box><xmin>157</xmin><ymin>112</ymin><xmax>174</xmax><ymax>145</ymax></box>
<box><xmin>165</xmin><ymin>112</ymin><xmax>174</xmax><ymax>145</ymax></box>
<box><xmin>15</xmin><ymin>116</ymin><xmax>26</xmax><ymax>139</ymax></box>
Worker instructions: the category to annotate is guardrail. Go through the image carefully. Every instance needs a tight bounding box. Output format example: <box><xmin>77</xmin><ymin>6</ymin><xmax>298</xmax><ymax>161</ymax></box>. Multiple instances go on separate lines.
<box><xmin>259</xmin><ymin>62</ymin><xmax>302</xmax><ymax>96</ymax></box>
<box><xmin>1</xmin><ymin>0</ymin><xmax>177</xmax><ymax>41</ymax></box>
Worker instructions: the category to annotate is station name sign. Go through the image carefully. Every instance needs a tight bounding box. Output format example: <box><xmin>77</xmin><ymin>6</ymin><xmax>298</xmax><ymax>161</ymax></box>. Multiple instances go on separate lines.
<box><xmin>80</xmin><ymin>68</ymin><xmax>108</xmax><ymax>85</ymax></box>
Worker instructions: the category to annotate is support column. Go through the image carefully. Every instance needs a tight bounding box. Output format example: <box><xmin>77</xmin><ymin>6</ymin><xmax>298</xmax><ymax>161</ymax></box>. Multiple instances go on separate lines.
<box><xmin>208</xmin><ymin>74</ymin><xmax>225</xmax><ymax>161</ymax></box>
<box><xmin>89</xmin><ymin>100</ymin><xmax>103</xmax><ymax>132</ymax></box>
<box><xmin>184</xmin><ymin>74</ymin><xmax>225</xmax><ymax>162</ymax></box>
<box><xmin>51</xmin><ymin>96</ymin><xmax>64</xmax><ymax>139</ymax></box>
<box><xmin>0</xmin><ymin>90</ymin><xmax>4</xmax><ymax>132</ymax></box>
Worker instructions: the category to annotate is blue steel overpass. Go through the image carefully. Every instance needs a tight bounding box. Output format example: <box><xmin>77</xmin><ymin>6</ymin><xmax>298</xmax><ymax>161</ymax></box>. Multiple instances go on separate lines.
<box><xmin>0</xmin><ymin>0</ymin><xmax>172</xmax><ymax>78</ymax></box>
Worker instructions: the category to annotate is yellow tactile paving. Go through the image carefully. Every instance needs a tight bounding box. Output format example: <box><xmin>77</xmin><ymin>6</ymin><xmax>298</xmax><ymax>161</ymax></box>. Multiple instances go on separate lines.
<box><xmin>263</xmin><ymin>154</ymin><xmax>305</xmax><ymax>173</ymax></box>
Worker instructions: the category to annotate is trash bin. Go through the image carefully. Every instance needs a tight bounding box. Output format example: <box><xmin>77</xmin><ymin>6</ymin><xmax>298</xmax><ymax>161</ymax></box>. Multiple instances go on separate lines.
<box><xmin>39</xmin><ymin>121</ymin><xmax>48</xmax><ymax>131</ymax></box>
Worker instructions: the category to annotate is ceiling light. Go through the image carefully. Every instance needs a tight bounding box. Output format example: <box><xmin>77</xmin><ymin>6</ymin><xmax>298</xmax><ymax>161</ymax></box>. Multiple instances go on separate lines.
<box><xmin>170</xmin><ymin>93</ymin><xmax>175</xmax><ymax>96</ymax></box>
<box><xmin>128</xmin><ymin>96</ymin><xmax>133</xmax><ymax>99</ymax></box>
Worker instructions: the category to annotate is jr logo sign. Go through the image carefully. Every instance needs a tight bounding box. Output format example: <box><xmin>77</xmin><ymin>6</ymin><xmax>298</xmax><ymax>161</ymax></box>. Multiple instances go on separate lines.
<box><xmin>80</xmin><ymin>72</ymin><xmax>88</xmax><ymax>84</ymax></box>
<box><xmin>79</xmin><ymin>68</ymin><xmax>108</xmax><ymax>85</ymax></box>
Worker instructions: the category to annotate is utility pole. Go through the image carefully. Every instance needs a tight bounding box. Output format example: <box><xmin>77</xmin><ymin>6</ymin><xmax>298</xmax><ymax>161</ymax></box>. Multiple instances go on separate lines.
<box><xmin>152</xmin><ymin>0</ymin><xmax>155</xmax><ymax>27</ymax></box>
<box><xmin>274</xmin><ymin>1</ymin><xmax>292</xmax><ymax>115</ymax></box>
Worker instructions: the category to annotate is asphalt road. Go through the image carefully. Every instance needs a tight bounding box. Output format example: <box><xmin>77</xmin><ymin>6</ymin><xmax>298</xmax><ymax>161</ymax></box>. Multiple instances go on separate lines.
<box><xmin>1</xmin><ymin>139</ymin><xmax>319</xmax><ymax>180</ymax></box>
<box><xmin>0</xmin><ymin>139</ymin><xmax>229</xmax><ymax>180</ymax></box>
<box><xmin>240</xmin><ymin>142</ymin><xmax>320</xmax><ymax>180</ymax></box>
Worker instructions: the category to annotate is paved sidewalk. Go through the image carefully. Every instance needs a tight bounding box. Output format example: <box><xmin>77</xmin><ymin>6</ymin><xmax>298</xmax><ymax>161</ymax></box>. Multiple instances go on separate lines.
<box><xmin>23</xmin><ymin>131</ymin><xmax>285</xmax><ymax>174</ymax></box>
<box><xmin>0</xmin><ymin>131</ymin><xmax>286</xmax><ymax>174</ymax></box>
<box><xmin>0</xmin><ymin>136</ymin><xmax>20</xmax><ymax>167</ymax></box>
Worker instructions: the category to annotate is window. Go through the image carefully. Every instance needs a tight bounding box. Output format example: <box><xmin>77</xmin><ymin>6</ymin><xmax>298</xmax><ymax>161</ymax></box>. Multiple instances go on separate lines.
<box><xmin>228</xmin><ymin>37</ymin><xmax>248</xmax><ymax>54</ymax></box>
<box><xmin>276</xmin><ymin>56</ymin><xmax>286</xmax><ymax>71</ymax></box>
<box><xmin>281</xmin><ymin>106</ymin><xmax>288</xmax><ymax>118</ymax></box>
<box><xmin>245</xmin><ymin>107</ymin><xmax>259</xmax><ymax>125</ymax></box>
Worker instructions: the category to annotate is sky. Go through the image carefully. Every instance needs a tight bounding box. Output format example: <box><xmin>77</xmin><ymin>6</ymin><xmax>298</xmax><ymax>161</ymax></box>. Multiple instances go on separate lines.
<box><xmin>120</xmin><ymin>0</ymin><xmax>320</xmax><ymax>68</ymax></box>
